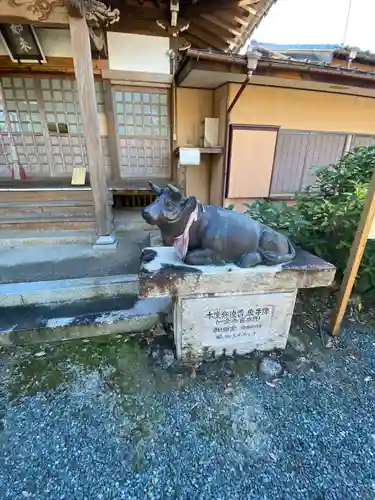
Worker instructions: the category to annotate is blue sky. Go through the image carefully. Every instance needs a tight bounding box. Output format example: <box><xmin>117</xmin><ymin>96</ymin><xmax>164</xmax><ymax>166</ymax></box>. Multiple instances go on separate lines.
<box><xmin>252</xmin><ymin>0</ymin><xmax>375</xmax><ymax>51</ymax></box>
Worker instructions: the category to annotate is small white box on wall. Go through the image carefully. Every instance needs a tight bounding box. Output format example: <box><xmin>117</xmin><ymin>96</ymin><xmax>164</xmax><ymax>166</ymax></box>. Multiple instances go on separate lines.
<box><xmin>107</xmin><ymin>33</ymin><xmax>170</xmax><ymax>75</ymax></box>
<box><xmin>179</xmin><ymin>148</ymin><xmax>201</xmax><ymax>166</ymax></box>
<box><xmin>201</xmin><ymin>118</ymin><xmax>219</xmax><ymax>147</ymax></box>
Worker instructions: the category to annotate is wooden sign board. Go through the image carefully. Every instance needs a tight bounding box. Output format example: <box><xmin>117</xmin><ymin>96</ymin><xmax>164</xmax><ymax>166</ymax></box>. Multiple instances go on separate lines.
<box><xmin>331</xmin><ymin>170</ymin><xmax>375</xmax><ymax>336</ymax></box>
<box><xmin>0</xmin><ymin>24</ymin><xmax>46</xmax><ymax>63</ymax></box>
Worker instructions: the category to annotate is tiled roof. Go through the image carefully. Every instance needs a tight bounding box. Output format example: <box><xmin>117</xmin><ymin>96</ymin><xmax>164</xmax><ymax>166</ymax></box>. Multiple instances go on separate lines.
<box><xmin>178</xmin><ymin>47</ymin><xmax>375</xmax><ymax>80</ymax></box>
<box><xmin>250</xmin><ymin>41</ymin><xmax>375</xmax><ymax>66</ymax></box>
<box><xmin>259</xmin><ymin>56</ymin><xmax>375</xmax><ymax>77</ymax></box>
<box><xmin>250</xmin><ymin>42</ymin><xmax>340</xmax><ymax>51</ymax></box>
<box><xmin>335</xmin><ymin>46</ymin><xmax>375</xmax><ymax>65</ymax></box>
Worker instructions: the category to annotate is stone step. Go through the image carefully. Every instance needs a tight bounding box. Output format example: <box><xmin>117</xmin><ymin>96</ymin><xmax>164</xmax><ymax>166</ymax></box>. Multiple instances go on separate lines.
<box><xmin>0</xmin><ymin>274</ymin><xmax>139</xmax><ymax>307</ymax></box>
<box><xmin>0</xmin><ymin>230</ymin><xmax>97</xmax><ymax>249</ymax></box>
<box><xmin>0</xmin><ymin>216</ymin><xmax>97</xmax><ymax>231</ymax></box>
<box><xmin>0</xmin><ymin>294</ymin><xmax>172</xmax><ymax>345</ymax></box>
<box><xmin>114</xmin><ymin>210</ymin><xmax>151</xmax><ymax>233</ymax></box>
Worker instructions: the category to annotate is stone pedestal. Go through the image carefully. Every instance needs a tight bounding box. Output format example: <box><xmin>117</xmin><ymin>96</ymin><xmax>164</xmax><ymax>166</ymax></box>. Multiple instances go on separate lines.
<box><xmin>139</xmin><ymin>247</ymin><xmax>335</xmax><ymax>360</ymax></box>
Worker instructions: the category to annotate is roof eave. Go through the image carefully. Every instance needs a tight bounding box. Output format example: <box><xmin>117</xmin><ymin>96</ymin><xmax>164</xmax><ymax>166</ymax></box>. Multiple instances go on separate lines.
<box><xmin>175</xmin><ymin>49</ymin><xmax>375</xmax><ymax>87</ymax></box>
<box><xmin>231</xmin><ymin>0</ymin><xmax>278</xmax><ymax>53</ymax></box>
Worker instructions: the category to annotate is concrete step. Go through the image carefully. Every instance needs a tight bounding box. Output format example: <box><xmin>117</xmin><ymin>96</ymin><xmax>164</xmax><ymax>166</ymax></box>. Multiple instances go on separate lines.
<box><xmin>0</xmin><ymin>233</ymin><xmax>146</xmax><ymax>284</ymax></box>
<box><xmin>0</xmin><ymin>294</ymin><xmax>172</xmax><ymax>345</ymax></box>
<box><xmin>0</xmin><ymin>274</ymin><xmax>139</xmax><ymax>307</ymax></box>
<box><xmin>0</xmin><ymin>230</ymin><xmax>97</xmax><ymax>249</ymax></box>
<box><xmin>114</xmin><ymin>209</ymin><xmax>150</xmax><ymax>233</ymax></box>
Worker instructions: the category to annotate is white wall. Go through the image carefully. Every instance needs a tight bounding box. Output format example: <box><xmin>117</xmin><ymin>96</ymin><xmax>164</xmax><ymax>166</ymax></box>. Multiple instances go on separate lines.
<box><xmin>35</xmin><ymin>28</ymin><xmax>72</xmax><ymax>57</ymax></box>
<box><xmin>0</xmin><ymin>29</ymin><xmax>171</xmax><ymax>75</ymax></box>
<box><xmin>0</xmin><ymin>41</ymin><xmax>7</xmax><ymax>56</ymax></box>
<box><xmin>107</xmin><ymin>32</ymin><xmax>170</xmax><ymax>74</ymax></box>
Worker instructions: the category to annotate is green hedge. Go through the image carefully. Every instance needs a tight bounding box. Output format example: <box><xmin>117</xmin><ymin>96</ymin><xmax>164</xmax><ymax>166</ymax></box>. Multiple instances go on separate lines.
<box><xmin>245</xmin><ymin>145</ymin><xmax>375</xmax><ymax>293</ymax></box>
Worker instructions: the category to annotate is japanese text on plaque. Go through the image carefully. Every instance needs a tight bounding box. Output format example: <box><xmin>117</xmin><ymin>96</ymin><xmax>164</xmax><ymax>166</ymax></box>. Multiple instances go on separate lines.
<box><xmin>204</xmin><ymin>307</ymin><xmax>272</xmax><ymax>340</ymax></box>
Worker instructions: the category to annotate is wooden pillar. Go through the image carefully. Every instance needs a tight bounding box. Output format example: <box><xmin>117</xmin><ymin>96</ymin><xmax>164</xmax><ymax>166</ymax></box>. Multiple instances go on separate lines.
<box><xmin>103</xmin><ymin>80</ymin><xmax>121</xmax><ymax>183</ymax></box>
<box><xmin>69</xmin><ymin>15</ymin><xmax>117</xmax><ymax>247</ymax></box>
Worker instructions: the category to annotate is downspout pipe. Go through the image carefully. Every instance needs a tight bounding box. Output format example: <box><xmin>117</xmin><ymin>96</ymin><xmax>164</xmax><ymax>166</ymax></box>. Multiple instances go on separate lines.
<box><xmin>222</xmin><ymin>50</ymin><xmax>261</xmax><ymax>202</ymax></box>
<box><xmin>227</xmin><ymin>75</ymin><xmax>249</xmax><ymax>115</ymax></box>
<box><xmin>227</xmin><ymin>50</ymin><xmax>261</xmax><ymax>114</ymax></box>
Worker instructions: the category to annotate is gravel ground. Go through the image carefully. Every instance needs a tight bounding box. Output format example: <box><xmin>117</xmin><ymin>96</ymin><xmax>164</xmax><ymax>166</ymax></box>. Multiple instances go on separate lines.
<box><xmin>1</xmin><ymin>324</ymin><xmax>375</xmax><ymax>500</ymax></box>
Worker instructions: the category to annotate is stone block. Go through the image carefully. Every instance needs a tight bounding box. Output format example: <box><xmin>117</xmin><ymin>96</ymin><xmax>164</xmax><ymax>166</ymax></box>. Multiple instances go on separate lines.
<box><xmin>139</xmin><ymin>247</ymin><xmax>336</xmax><ymax>360</ymax></box>
<box><xmin>174</xmin><ymin>291</ymin><xmax>296</xmax><ymax>359</ymax></box>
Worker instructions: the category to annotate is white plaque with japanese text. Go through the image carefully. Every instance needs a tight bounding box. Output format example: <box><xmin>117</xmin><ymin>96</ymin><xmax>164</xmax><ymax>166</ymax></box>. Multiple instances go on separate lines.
<box><xmin>174</xmin><ymin>291</ymin><xmax>297</xmax><ymax>359</ymax></box>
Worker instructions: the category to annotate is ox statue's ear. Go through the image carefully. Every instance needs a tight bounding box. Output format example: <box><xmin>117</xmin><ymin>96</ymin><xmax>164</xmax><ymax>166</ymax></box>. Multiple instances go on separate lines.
<box><xmin>167</xmin><ymin>183</ymin><xmax>182</xmax><ymax>201</ymax></box>
<box><xmin>149</xmin><ymin>181</ymin><xmax>162</xmax><ymax>195</ymax></box>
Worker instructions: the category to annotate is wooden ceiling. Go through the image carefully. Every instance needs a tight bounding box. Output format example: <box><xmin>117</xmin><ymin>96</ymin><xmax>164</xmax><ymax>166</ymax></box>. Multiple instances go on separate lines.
<box><xmin>108</xmin><ymin>0</ymin><xmax>277</xmax><ymax>52</ymax></box>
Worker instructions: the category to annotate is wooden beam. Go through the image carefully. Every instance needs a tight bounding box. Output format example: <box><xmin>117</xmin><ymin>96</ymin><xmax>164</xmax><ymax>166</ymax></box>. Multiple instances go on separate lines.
<box><xmin>242</xmin><ymin>5</ymin><xmax>257</xmax><ymax>15</ymax></box>
<box><xmin>0</xmin><ymin>0</ymin><xmax>258</xmax><ymax>26</ymax></box>
<box><xmin>185</xmin><ymin>33</ymin><xmax>207</xmax><ymax>49</ymax></box>
<box><xmin>191</xmin><ymin>19</ymin><xmax>233</xmax><ymax>46</ymax></box>
<box><xmin>174</xmin><ymin>57</ymin><xmax>195</xmax><ymax>87</ymax></box>
<box><xmin>0</xmin><ymin>0</ymin><xmax>69</xmax><ymax>25</ymax></box>
<box><xmin>234</xmin><ymin>15</ymin><xmax>249</xmax><ymax>26</ymax></box>
<box><xmin>69</xmin><ymin>15</ymin><xmax>114</xmax><ymax>242</ymax></box>
<box><xmin>231</xmin><ymin>6</ymin><xmax>253</xmax><ymax>19</ymax></box>
<box><xmin>181</xmin><ymin>0</ymin><xmax>254</xmax><ymax>16</ymax></box>
<box><xmin>237</xmin><ymin>0</ymin><xmax>260</xmax><ymax>12</ymax></box>
<box><xmin>117</xmin><ymin>4</ymin><xmax>169</xmax><ymax>21</ymax></box>
<box><xmin>0</xmin><ymin>55</ymin><xmax>104</xmax><ymax>74</ymax></box>
<box><xmin>165</xmin><ymin>2</ymin><xmax>254</xmax><ymax>28</ymax></box>
<box><xmin>109</xmin><ymin>18</ymin><xmax>169</xmax><ymax>35</ymax></box>
<box><xmin>188</xmin><ymin>25</ymin><xmax>226</xmax><ymax>50</ymax></box>
<box><xmin>200</xmin><ymin>14</ymin><xmax>242</xmax><ymax>36</ymax></box>
<box><xmin>216</xmin><ymin>10</ymin><xmax>248</xmax><ymax>27</ymax></box>
<box><xmin>331</xmin><ymin>169</ymin><xmax>375</xmax><ymax>336</ymax></box>
<box><xmin>192</xmin><ymin>19</ymin><xmax>230</xmax><ymax>41</ymax></box>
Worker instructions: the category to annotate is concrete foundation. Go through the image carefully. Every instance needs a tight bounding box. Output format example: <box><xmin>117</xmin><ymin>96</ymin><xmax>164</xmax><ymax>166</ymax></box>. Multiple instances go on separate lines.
<box><xmin>139</xmin><ymin>247</ymin><xmax>336</xmax><ymax>360</ymax></box>
<box><xmin>0</xmin><ymin>295</ymin><xmax>172</xmax><ymax>346</ymax></box>
<box><xmin>93</xmin><ymin>234</ymin><xmax>119</xmax><ymax>251</ymax></box>
<box><xmin>0</xmin><ymin>275</ymin><xmax>138</xmax><ymax>307</ymax></box>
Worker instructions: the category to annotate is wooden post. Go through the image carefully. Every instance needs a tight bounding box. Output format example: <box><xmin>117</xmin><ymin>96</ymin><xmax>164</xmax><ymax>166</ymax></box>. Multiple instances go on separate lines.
<box><xmin>343</xmin><ymin>134</ymin><xmax>353</xmax><ymax>154</ymax></box>
<box><xmin>69</xmin><ymin>15</ymin><xmax>117</xmax><ymax>248</ymax></box>
<box><xmin>103</xmin><ymin>80</ymin><xmax>121</xmax><ymax>183</ymax></box>
<box><xmin>331</xmin><ymin>167</ymin><xmax>375</xmax><ymax>336</ymax></box>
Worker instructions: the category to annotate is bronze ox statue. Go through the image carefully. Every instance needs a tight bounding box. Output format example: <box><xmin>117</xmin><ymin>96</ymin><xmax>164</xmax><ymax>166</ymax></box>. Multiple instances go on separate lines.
<box><xmin>142</xmin><ymin>182</ymin><xmax>296</xmax><ymax>267</ymax></box>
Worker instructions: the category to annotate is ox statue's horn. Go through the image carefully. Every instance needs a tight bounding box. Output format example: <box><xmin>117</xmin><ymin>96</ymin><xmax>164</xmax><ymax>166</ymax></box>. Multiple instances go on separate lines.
<box><xmin>167</xmin><ymin>184</ymin><xmax>182</xmax><ymax>200</ymax></box>
<box><xmin>149</xmin><ymin>181</ymin><xmax>162</xmax><ymax>195</ymax></box>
